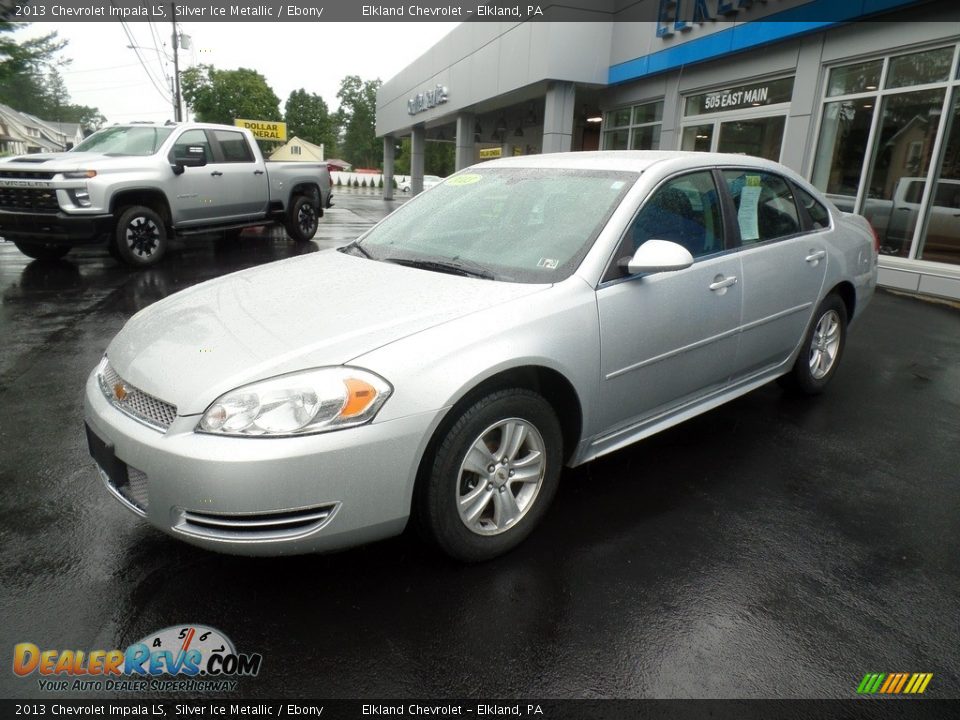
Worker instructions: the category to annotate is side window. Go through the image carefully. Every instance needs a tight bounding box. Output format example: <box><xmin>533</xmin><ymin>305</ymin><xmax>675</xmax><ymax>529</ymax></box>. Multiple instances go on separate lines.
<box><xmin>170</xmin><ymin>129</ymin><xmax>211</xmax><ymax>163</ymax></box>
<box><xmin>629</xmin><ymin>171</ymin><xmax>725</xmax><ymax>258</ymax></box>
<box><xmin>213</xmin><ymin>130</ymin><xmax>254</xmax><ymax>163</ymax></box>
<box><xmin>794</xmin><ymin>185</ymin><xmax>831</xmax><ymax>229</ymax></box>
<box><xmin>723</xmin><ymin>170</ymin><xmax>800</xmax><ymax>244</ymax></box>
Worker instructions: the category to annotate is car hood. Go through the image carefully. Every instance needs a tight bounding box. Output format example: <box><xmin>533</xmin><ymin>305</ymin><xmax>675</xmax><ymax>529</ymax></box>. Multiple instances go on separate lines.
<box><xmin>2</xmin><ymin>152</ymin><xmax>133</xmax><ymax>170</ymax></box>
<box><xmin>106</xmin><ymin>250</ymin><xmax>548</xmax><ymax>415</ymax></box>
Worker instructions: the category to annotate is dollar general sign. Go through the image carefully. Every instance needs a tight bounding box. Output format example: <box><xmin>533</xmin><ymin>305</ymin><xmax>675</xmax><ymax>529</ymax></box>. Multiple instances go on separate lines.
<box><xmin>234</xmin><ymin>119</ymin><xmax>287</xmax><ymax>141</ymax></box>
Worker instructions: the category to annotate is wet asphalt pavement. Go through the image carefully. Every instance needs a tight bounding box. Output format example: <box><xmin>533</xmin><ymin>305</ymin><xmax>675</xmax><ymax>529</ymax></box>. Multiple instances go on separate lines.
<box><xmin>0</xmin><ymin>190</ymin><xmax>958</xmax><ymax>701</ymax></box>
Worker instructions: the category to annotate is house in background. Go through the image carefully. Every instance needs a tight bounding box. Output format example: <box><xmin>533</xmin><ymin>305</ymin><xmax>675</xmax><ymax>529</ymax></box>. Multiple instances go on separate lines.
<box><xmin>269</xmin><ymin>136</ymin><xmax>325</xmax><ymax>162</ymax></box>
<box><xmin>0</xmin><ymin>104</ymin><xmax>86</xmax><ymax>155</ymax></box>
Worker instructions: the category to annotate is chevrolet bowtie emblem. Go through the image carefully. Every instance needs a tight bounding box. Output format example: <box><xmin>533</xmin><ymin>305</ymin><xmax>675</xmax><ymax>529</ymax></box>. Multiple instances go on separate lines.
<box><xmin>113</xmin><ymin>383</ymin><xmax>128</xmax><ymax>402</ymax></box>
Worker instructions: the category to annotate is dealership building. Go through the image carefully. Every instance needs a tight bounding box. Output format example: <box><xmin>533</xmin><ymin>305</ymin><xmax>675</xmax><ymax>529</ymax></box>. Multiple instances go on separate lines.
<box><xmin>376</xmin><ymin>0</ymin><xmax>960</xmax><ymax>299</ymax></box>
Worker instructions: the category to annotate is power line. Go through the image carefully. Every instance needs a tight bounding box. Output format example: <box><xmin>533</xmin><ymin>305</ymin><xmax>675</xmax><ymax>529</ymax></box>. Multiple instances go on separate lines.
<box><xmin>60</xmin><ymin>63</ymin><xmax>142</xmax><ymax>75</ymax></box>
<box><xmin>118</xmin><ymin>21</ymin><xmax>172</xmax><ymax>104</ymax></box>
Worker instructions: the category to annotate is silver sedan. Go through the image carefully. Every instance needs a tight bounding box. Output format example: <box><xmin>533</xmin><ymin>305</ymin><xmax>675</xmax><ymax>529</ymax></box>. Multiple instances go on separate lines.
<box><xmin>84</xmin><ymin>152</ymin><xmax>878</xmax><ymax>561</ymax></box>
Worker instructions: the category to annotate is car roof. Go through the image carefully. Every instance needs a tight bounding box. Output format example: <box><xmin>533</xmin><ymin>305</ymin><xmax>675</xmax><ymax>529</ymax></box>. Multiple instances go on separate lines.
<box><xmin>479</xmin><ymin>150</ymin><xmax>787</xmax><ymax>174</ymax></box>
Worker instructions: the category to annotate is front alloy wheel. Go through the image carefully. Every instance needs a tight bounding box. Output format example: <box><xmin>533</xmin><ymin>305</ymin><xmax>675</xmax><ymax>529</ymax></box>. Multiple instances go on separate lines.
<box><xmin>456</xmin><ymin>418</ymin><xmax>546</xmax><ymax>536</ymax></box>
<box><xmin>113</xmin><ymin>205</ymin><xmax>167</xmax><ymax>267</ymax></box>
<box><xmin>419</xmin><ymin>388</ymin><xmax>562</xmax><ymax>562</ymax></box>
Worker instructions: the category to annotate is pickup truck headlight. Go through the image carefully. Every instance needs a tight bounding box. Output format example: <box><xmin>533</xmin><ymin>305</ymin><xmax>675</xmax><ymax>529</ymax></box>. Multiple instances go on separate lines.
<box><xmin>63</xmin><ymin>170</ymin><xmax>97</xmax><ymax>179</ymax></box>
<box><xmin>197</xmin><ymin>367</ymin><xmax>392</xmax><ymax>437</ymax></box>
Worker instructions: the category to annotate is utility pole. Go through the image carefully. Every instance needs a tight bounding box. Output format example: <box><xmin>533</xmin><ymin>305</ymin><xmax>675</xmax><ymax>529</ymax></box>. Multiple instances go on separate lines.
<box><xmin>171</xmin><ymin>2</ymin><xmax>182</xmax><ymax>122</ymax></box>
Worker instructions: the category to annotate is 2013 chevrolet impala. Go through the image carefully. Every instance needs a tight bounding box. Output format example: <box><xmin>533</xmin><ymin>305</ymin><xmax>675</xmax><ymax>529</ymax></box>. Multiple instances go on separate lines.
<box><xmin>84</xmin><ymin>152</ymin><xmax>878</xmax><ymax>561</ymax></box>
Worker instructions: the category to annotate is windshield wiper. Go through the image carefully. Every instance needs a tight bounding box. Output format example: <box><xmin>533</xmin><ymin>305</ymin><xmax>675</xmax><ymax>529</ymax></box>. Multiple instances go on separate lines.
<box><xmin>381</xmin><ymin>256</ymin><xmax>495</xmax><ymax>280</ymax></box>
<box><xmin>339</xmin><ymin>241</ymin><xmax>375</xmax><ymax>259</ymax></box>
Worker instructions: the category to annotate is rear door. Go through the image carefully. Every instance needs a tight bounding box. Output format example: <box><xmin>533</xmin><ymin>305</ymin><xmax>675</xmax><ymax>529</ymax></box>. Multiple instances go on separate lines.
<box><xmin>722</xmin><ymin>169</ymin><xmax>828</xmax><ymax>379</ymax></box>
<box><xmin>595</xmin><ymin>170</ymin><xmax>742</xmax><ymax>433</ymax></box>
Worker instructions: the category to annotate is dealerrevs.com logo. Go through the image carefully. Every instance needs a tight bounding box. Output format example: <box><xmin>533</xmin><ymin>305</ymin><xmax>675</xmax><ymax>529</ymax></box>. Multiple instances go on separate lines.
<box><xmin>13</xmin><ymin>624</ymin><xmax>262</xmax><ymax>693</ymax></box>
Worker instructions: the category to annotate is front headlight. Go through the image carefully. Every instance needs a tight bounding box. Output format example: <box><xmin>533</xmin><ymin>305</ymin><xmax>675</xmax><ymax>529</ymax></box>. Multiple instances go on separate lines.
<box><xmin>197</xmin><ymin>367</ymin><xmax>392</xmax><ymax>437</ymax></box>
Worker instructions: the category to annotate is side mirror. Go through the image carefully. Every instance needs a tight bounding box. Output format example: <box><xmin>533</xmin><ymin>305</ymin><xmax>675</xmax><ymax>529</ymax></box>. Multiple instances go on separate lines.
<box><xmin>622</xmin><ymin>239</ymin><xmax>694</xmax><ymax>275</ymax></box>
<box><xmin>171</xmin><ymin>146</ymin><xmax>207</xmax><ymax>175</ymax></box>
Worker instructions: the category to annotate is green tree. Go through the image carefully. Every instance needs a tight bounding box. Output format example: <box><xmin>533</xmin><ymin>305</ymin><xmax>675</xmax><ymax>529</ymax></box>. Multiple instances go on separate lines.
<box><xmin>336</xmin><ymin>75</ymin><xmax>381</xmax><ymax>168</ymax></box>
<box><xmin>284</xmin><ymin>88</ymin><xmax>336</xmax><ymax>154</ymax></box>
<box><xmin>181</xmin><ymin>65</ymin><xmax>281</xmax><ymax>126</ymax></box>
<box><xmin>393</xmin><ymin>137</ymin><xmax>454</xmax><ymax>177</ymax></box>
<box><xmin>0</xmin><ymin>23</ymin><xmax>67</xmax><ymax>116</ymax></box>
<box><xmin>0</xmin><ymin>25</ymin><xmax>105</xmax><ymax>133</ymax></box>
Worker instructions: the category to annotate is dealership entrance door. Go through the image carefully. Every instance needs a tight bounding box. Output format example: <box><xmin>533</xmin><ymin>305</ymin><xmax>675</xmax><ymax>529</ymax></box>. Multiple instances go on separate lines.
<box><xmin>680</xmin><ymin>77</ymin><xmax>795</xmax><ymax>162</ymax></box>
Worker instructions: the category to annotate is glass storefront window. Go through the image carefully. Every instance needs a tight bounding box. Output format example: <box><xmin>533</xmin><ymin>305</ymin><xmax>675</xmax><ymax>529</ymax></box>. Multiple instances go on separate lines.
<box><xmin>631</xmin><ymin>125</ymin><xmax>661</xmax><ymax>150</ymax></box>
<box><xmin>681</xmin><ymin>125</ymin><xmax>713</xmax><ymax>152</ymax></box>
<box><xmin>717</xmin><ymin>116</ymin><xmax>786</xmax><ymax>161</ymax></box>
<box><xmin>918</xmin><ymin>94</ymin><xmax>960</xmax><ymax>265</ymax></box>
<box><xmin>811</xmin><ymin>99</ymin><xmax>876</xmax><ymax>206</ymax></box>
<box><xmin>604</xmin><ymin>108</ymin><xmax>632</xmax><ymax>128</ymax></box>
<box><xmin>602</xmin><ymin>100</ymin><xmax>663</xmax><ymax>151</ymax></box>
<box><xmin>886</xmin><ymin>47</ymin><xmax>954</xmax><ymax>89</ymax></box>
<box><xmin>633</xmin><ymin>102</ymin><xmax>662</xmax><ymax>125</ymax></box>
<box><xmin>602</xmin><ymin>129</ymin><xmax>629</xmax><ymax>150</ymax></box>
<box><xmin>827</xmin><ymin>60</ymin><xmax>882</xmax><ymax>97</ymax></box>
<box><xmin>864</xmin><ymin>88</ymin><xmax>946</xmax><ymax>257</ymax></box>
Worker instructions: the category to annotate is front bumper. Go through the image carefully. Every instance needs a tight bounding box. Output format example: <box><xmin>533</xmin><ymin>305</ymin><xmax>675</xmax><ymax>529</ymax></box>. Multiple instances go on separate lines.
<box><xmin>83</xmin><ymin>368</ymin><xmax>440</xmax><ymax>555</ymax></box>
<box><xmin>0</xmin><ymin>210</ymin><xmax>113</xmax><ymax>245</ymax></box>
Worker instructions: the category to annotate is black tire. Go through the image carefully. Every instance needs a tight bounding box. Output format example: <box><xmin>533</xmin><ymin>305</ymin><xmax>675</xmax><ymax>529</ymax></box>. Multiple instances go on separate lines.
<box><xmin>419</xmin><ymin>389</ymin><xmax>563</xmax><ymax>562</ymax></box>
<box><xmin>284</xmin><ymin>195</ymin><xmax>319</xmax><ymax>243</ymax></box>
<box><xmin>114</xmin><ymin>205</ymin><xmax>167</xmax><ymax>267</ymax></box>
<box><xmin>13</xmin><ymin>240</ymin><xmax>70</xmax><ymax>260</ymax></box>
<box><xmin>779</xmin><ymin>293</ymin><xmax>848</xmax><ymax>395</ymax></box>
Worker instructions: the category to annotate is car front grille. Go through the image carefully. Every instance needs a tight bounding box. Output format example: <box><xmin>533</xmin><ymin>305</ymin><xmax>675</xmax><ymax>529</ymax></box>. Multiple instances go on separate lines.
<box><xmin>0</xmin><ymin>186</ymin><xmax>60</xmax><ymax>212</ymax></box>
<box><xmin>176</xmin><ymin>504</ymin><xmax>339</xmax><ymax>541</ymax></box>
<box><xmin>98</xmin><ymin>359</ymin><xmax>178</xmax><ymax>432</ymax></box>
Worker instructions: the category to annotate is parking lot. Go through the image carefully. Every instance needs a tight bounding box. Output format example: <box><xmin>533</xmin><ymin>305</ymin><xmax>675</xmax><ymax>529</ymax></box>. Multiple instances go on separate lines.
<box><xmin>1</xmin><ymin>190</ymin><xmax>958</xmax><ymax>700</ymax></box>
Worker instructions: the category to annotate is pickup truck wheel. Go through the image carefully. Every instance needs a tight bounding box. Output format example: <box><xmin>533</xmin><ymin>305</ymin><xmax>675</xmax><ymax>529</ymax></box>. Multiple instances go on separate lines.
<box><xmin>13</xmin><ymin>241</ymin><xmax>70</xmax><ymax>260</ymax></box>
<box><xmin>115</xmin><ymin>206</ymin><xmax>167</xmax><ymax>267</ymax></box>
<box><xmin>285</xmin><ymin>195</ymin><xmax>318</xmax><ymax>243</ymax></box>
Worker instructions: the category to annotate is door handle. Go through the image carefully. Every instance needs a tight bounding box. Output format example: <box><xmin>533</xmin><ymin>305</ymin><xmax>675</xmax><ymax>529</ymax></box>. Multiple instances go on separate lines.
<box><xmin>254</xmin><ymin>170</ymin><xmax>265</xmax><ymax>175</ymax></box>
<box><xmin>805</xmin><ymin>250</ymin><xmax>826</xmax><ymax>263</ymax></box>
<box><xmin>210</xmin><ymin>171</ymin><xmax>223</xmax><ymax>177</ymax></box>
<box><xmin>709</xmin><ymin>275</ymin><xmax>738</xmax><ymax>291</ymax></box>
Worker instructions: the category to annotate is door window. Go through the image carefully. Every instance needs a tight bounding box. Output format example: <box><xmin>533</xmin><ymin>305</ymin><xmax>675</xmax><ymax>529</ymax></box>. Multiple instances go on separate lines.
<box><xmin>213</xmin><ymin>130</ymin><xmax>255</xmax><ymax>163</ymax></box>
<box><xmin>170</xmin><ymin>129</ymin><xmax>212</xmax><ymax>163</ymax></box>
<box><xmin>722</xmin><ymin>170</ymin><xmax>800</xmax><ymax>244</ymax></box>
<box><xmin>629</xmin><ymin>171</ymin><xmax>724</xmax><ymax>258</ymax></box>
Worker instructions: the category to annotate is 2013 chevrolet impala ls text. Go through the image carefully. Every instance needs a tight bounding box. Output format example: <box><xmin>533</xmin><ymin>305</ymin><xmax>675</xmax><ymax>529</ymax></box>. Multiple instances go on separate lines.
<box><xmin>84</xmin><ymin>151</ymin><xmax>878</xmax><ymax>561</ymax></box>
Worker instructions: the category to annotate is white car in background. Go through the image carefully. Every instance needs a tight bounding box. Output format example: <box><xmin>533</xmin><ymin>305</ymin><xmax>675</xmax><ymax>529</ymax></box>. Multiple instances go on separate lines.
<box><xmin>399</xmin><ymin>175</ymin><xmax>443</xmax><ymax>193</ymax></box>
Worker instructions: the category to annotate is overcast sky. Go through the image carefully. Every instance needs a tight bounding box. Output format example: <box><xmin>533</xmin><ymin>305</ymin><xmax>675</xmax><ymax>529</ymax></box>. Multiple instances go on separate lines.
<box><xmin>22</xmin><ymin>22</ymin><xmax>460</xmax><ymax>125</ymax></box>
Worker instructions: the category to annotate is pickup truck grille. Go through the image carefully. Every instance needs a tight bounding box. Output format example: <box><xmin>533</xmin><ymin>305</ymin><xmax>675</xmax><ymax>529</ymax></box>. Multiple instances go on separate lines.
<box><xmin>0</xmin><ymin>187</ymin><xmax>60</xmax><ymax>212</ymax></box>
<box><xmin>0</xmin><ymin>170</ymin><xmax>56</xmax><ymax>180</ymax></box>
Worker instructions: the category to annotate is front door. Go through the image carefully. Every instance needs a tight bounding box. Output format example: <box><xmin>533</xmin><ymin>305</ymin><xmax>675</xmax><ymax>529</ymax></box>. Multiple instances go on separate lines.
<box><xmin>596</xmin><ymin>170</ymin><xmax>742</xmax><ymax>435</ymax></box>
<box><xmin>168</xmin><ymin>129</ymin><xmax>224</xmax><ymax>224</ymax></box>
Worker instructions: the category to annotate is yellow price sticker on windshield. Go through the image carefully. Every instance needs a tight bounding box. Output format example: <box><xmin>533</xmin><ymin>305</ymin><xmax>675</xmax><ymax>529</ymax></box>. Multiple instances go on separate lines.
<box><xmin>446</xmin><ymin>174</ymin><xmax>482</xmax><ymax>186</ymax></box>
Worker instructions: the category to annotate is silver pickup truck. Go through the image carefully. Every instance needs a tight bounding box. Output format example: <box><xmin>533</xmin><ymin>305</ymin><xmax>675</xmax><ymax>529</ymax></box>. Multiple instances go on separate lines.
<box><xmin>0</xmin><ymin>122</ymin><xmax>332</xmax><ymax>267</ymax></box>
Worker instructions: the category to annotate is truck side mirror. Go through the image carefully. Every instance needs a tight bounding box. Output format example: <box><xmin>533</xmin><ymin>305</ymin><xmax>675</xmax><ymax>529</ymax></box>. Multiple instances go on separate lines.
<box><xmin>172</xmin><ymin>146</ymin><xmax>207</xmax><ymax>175</ymax></box>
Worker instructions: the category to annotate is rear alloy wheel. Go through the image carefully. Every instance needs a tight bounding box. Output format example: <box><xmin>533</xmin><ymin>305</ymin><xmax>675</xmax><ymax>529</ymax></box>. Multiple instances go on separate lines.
<box><xmin>114</xmin><ymin>205</ymin><xmax>167</xmax><ymax>267</ymax></box>
<box><xmin>285</xmin><ymin>195</ymin><xmax>319</xmax><ymax>243</ymax></box>
<box><xmin>780</xmin><ymin>293</ymin><xmax>848</xmax><ymax>395</ymax></box>
<box><xmin>13</xmin><ymin>241</ymin><xmax>70</xmax><ymax>260</ymax></box>
<box><xmin>420</xmin><ymin>389</ymin><xmax>562</xmax><ymax>562</ymax></box>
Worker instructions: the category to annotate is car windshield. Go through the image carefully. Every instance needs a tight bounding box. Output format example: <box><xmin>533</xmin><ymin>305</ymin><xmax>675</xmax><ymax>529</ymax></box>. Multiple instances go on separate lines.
<box><xmin>350</xmin><ymin>167</ymin><xmax>637</xmax><ymax>283</ymax></box>
<box><xmin>71</xmin><ymin>126</ymin><xmax>173</xmax><ymax>156</ymax></box>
